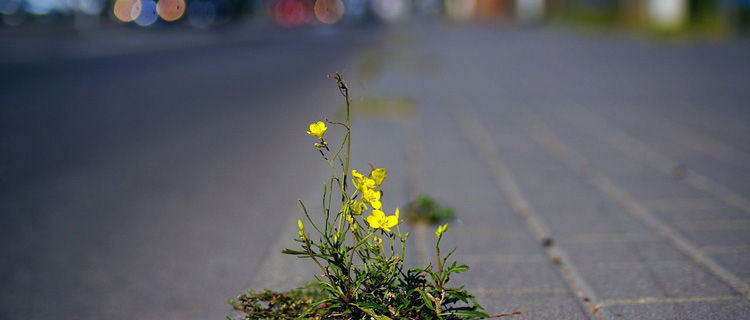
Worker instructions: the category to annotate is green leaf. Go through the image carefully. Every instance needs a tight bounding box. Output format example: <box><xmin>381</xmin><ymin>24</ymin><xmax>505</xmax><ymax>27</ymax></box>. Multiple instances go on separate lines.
<box><xmin>300</xmin><ymin>281</ymin><xmax>326</xmax><ymax>290</ymax></box>
<box><xmin>420</xmin><ymin>292</ymin><xmax>434</xmax><ymax>310</ymax></box>
<box><xmin>356</xmin><ymin>306</ymin><xmax>381</xmax><ymax>318</ymax></box>
<box><xmin>441</xmin><ymin>310</ymin><xmax>490</xmax><ymax>318</ymax></box>
<box><xmin>294</xmin><ymin>298</ymin><xmax>331</xmax><ymax>320</ymax></box>
<box><xmin>281</xmin><ymin>249</ymin><xmax>307</xmax><ymax>255</ymax></box>
<box><xmin>356</xmin><ymin>302</ymin><xmax>388</xmax><ymax>313</ymax></box>
<box><xmin>446</xmin><ymin>264</ymin><xmax>469</xmax><ymax>274</ymax></box>
<box><xmin>470</xmin><ymin>296</ymin><xmax>484</xmax><ymax>310</ymax></box>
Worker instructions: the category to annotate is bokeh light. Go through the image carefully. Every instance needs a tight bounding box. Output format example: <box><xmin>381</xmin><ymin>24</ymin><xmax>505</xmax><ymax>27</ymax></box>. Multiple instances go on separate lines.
<box><xmin>313</xmin><ymin>0</ymin><xmax>343</xmax><ymax>24</ymax></box>
<box><xmin>516</xmin><ymin>0</ymin><xmax>543</xmax><ymax>24</ymax></box>
<box><xmin>72</xmin><ymin>0</ymin><xmax>106</xmax><ymax>15</ymax></box>
<box><xmin>342</xmin><ymin>0</ymin><xmax>366</xmax><ymax>22</ymax></box>
<box><xmin>113</xmin><ymin>0</ymin><xmax>140</xmax><ymax>22</ymax></box>
<box><xmin>1</xmin><ymin>0</ymin><xmax>26</xmax><ymax>26</ymax></box>
<box><xmin>370</xmin><ymin>0</ymin><xmax>407</xmax><ymax>22</ymax></box>
<box><xmin>648</xmin><ymin>0</ymin><xmax>686</xmax><ymax>28</ymax></box>
<box><xmin>444</xmin><ymin>0</ymin><xmax>475</xmax><ymax>22</ymax></box>
<box><xmin>187</xmin><ymin>0</ymin><xmax>216</xmax><ymax>28</ymax></box>
<box><xmin>134</xmin><ymin>0</ymin><xmax>157</xmax><ymax>25</ymax></box>
<box><xmin>272</xmin><ymin>0</ymin><xmax>312</xmax><ymax>27</ymax></box>
<box><xmin>156</xmin><ymin>0</ymin><xmax>185</xmax><ymax>21</ymax></box>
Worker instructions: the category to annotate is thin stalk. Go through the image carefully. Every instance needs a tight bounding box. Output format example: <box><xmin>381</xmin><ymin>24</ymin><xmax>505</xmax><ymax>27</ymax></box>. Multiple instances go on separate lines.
<box><xmin>303</xmin><ymin>235</ymin><xmax>333</xmax><ymax>284</ymax></box>
<box><xmin>299</xmin><ymin>200</ymin><xmax>324</xmax><ymax>240</ymax></box>
<box><xmin>436</xmin><ymin>236</ymin><xmax>444</xmax><ymax>289</ymax></box>
<box><xmin>330</xmin><ymin>72</ymin><xmax>350</xmax><ymax>201</ymax></box>
<box><xmin>342</xmin><ymin>93</ymin><xmax>352</xmax><ymax>299</ymax></box>
<box><xmin>344</xmin><ymin>90</ymin><xmax>350</xmax><ymax>195</ymax></box>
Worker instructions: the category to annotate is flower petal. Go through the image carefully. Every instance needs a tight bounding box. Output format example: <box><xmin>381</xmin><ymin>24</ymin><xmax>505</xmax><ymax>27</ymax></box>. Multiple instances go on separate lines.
<box><xmin>372</xmin><ymin>168</ymin><xmax>386</xmax><ymax>185</ymax></box>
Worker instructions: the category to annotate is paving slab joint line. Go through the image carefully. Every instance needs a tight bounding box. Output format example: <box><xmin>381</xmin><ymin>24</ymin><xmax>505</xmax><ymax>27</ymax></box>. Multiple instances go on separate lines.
<box><xmin>597</xmin><ymin>295</ymin><xmax>743</xmax><ymax>308</ymax></box>
<box><xmin>649</xmin><ymin>112</ymin><xmax>750</xmax><ymax>169</ymax></box>
<box><xmin>455</xmin><ymin>105</ymin><xmax>611</xmax><ymax>320</ymax></box>
<box><xmin>522</xmin><ymin>116</ymin><xmax>750</xmax><ymax>298</ymax></box>
<box><xmin>563</xmin><ymin>111</ymin><xmax>750</xmax><ymax>216</ymax></box>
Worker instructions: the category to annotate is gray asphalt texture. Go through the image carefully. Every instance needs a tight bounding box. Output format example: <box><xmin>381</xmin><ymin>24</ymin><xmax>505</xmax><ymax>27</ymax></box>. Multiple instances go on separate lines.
<box><xmin>3</xmin><ymin>22</ymin><xmax>750</xmax><ymax>320</ymax></box>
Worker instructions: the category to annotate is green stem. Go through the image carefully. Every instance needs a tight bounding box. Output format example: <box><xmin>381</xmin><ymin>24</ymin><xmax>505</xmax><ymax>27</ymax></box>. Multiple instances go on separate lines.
<box><xmin>343</xmin><ymin>82</ymin><xmax>351</xmax><ymax>200</ymax></box>
<box><xmin>342</xmin><ymin>76</ymin><xmax>353</xmax><ymax>302</ymax></box>
<box><xmin>299</xmin><ymin>200</ymin><xmax>324</xmax><ymax>241</ymax></box>
<box><xmin>436</xmin><ymin>236</ymin><xmax>444</xmax><ymax>289</ymax></box>
<box><xmin>304</xmin><ymin>234</ymin><xmax>332</xmax><ymax>284</ymax></box>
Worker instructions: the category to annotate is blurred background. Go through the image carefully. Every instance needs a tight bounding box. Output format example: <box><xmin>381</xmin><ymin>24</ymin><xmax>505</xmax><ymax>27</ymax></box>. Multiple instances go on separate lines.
<box><xmin>0</xmin><ymin>0</ymin><xmax>749</xmax><ymax>34</ymax></box>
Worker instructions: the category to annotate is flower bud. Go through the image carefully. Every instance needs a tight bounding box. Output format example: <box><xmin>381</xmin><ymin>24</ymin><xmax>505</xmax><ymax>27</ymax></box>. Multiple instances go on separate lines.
<box><xmin>372</xmin><ymin>168</ymin><xmax>387</xmax><ymax>185</ymax></box>
<box><xmin>435</xmin><ymin>223</ymin><xmax>449</xmax><ymax>237</ymax></box>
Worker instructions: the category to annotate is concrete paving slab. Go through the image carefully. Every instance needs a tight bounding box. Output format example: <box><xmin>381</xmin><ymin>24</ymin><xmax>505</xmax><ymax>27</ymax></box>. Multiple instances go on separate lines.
<box><xmin>541</xmin><ymin>215</ymin><xmax>650</xmax><ymax>236</ymax></box>
<box><xmin>680</xmin><ymin>229</ymin><xmax>750</xmax><ymax>247</ymax></box>
<box><xmin>618</xmin><ymin>178</ymin><xmax>711</xmax><ymax>202</ymax></box>
<box><xmin>579</xmin><ymin>261</ymin><xmax>738</xmax><ymax>301</ymax></box>
<box><xmin>709</xmin><ymin>252</ymin><xmax>750</xmax><ymax>281</ymax></box>
<box><xmin>455</xmin><ymin>259</ymin><xmax>570</xmax><ymax>291</ymax></box>
<box><xmin>650</xmin><ymin>205</ymin><xmax>747</xmax><ymax>222</ymax></box>
<box><xmin>603</xmin><ymin>298</ymin><xmax>750</xmax><ymax>320</ymax></box>
<box><xmin>562</xmin><ymin>239</ymin><xmax>689</xmax><ymax>265</ymax></box>
<box><xmin>443</xmin><ymin>227</ymin><xmax>546</xmax><ymax>256</ymax></box>
<box><xmin>474</xmin><ymin>290</ymin><xmax>589</xmax><ymax>320</ymax></box>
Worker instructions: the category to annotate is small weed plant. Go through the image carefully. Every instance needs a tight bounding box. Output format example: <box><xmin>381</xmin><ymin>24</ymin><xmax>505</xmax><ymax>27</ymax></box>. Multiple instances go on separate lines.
<box><xmin>404</xmin><ymin>195</ymin><xmax>456</xmax><ymax>226</ymax></box>
<box><xmin>231</xmin><ymin>74</ymin><xmax>516</xmax><ymax>319</ymax></box>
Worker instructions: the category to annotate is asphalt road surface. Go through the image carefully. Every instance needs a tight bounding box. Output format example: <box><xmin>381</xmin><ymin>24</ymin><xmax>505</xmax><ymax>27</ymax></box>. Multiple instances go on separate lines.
<box><xmin>0</xmin><ymin>25</ymin><xmax>379</xmax><ymax>320</ymax></box>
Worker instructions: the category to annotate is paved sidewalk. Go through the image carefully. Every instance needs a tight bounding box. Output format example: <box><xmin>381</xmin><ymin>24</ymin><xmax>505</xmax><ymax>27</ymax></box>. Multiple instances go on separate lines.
<box><xmin>233</xmin><ymin>24</ymin><xmax>750</xmax><ymax>319</ymax></box>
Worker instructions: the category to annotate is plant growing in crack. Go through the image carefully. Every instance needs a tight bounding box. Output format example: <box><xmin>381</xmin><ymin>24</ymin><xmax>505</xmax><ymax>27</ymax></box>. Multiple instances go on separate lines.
<box><xmin>230</xmin><ymin>73</ymin><xmax>518</xmax><ymax>319</ymax></box>
<box><xmin>404</xmin><ymin>194</ymin><xmax>456</xmax><ymax>226</ymax></box>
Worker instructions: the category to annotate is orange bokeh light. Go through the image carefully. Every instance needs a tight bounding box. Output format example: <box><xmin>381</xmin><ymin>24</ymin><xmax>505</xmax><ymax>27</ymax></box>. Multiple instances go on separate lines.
<box><xmin>157</xmin><ymin>0</ymin><xmax>186</xmax><ymax>21</ymax></box>
<box><xmin>313</xmin><ymin>0</ymin><xmax>344</xmax><ymax>25</ymax></box>
<box><xmin>113</xmin><ymin>0</ymin><xmax>141</xmax><ymax>22</ymax></box>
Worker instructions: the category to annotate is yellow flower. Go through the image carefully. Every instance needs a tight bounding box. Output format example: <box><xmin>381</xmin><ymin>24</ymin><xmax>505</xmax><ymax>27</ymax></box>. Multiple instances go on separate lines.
<box><xmin>306</xmin><ymin>121</ymin><xmax>327</xmax><ymax>139</ymax></box>
<box><xmin>362</xmin><ymin>188</ymin><xmax>382</xmax><ymax>210</ymax></box>
<box><xmin>348</xmin><ymin>200</ymin><xmax>365</xmax><ymax>215</ymax></box>
<box><xmin>361</xmin><ymin>178</ymin><xmax>376</xmax><ymax>192</ymax></box>
<box><xmin>352</xmin><ymin>169</ymin><xmax>364</xmax><ymax>180</ymax></box>
<box><xmin>366</xmin><ymin>208</ymin><xmax>399</xmax><ymax>232</ymax></box>
<box><xmin>352</xmin><ymin>169</ymin><xmax>375</xmax><ymax>192</ymax></box>
<box><xmin>372</xmin><ymin>168</ymin><xmax>386</xmax><ymax>186</ymax></box>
